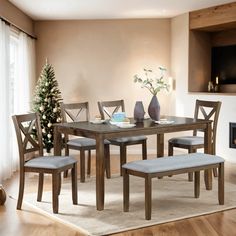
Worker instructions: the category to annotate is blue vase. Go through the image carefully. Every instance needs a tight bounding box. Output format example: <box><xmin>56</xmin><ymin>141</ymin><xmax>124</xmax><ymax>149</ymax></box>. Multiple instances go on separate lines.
<box><xmin>134</xmin><ymin>101</ymin><xmax>145</xmax><ymax>122</ymax></box>
<box><xmin>148</xmin><ymin>95</ymin><xmax>160</xmax><ymax>121</ymax></box>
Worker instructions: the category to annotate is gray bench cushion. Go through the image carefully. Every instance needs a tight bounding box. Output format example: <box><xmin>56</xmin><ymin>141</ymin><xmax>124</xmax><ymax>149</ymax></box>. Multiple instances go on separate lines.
<box><xmin>169</xmin><ymin>136</ymin><xmax>204</xmax><ymax>145</ymax></box>
<box><xmin>110</xmin><ymin>135</ymin><xmax>147</xmax><ymax>143</ymax></box>
<box><xmin>25</xmin><ymin>156</ymin><xmax>77</xmax><ymax>169</ymax></box>
<box><xmin>68</xmin><ymin>137</ymin><xmax>110</xmax><ymax>147</ymax></box>
<box><xmin>122</xmin><ymin>153</ymin><xmax>224</xmax><ymax>174</ymax></box>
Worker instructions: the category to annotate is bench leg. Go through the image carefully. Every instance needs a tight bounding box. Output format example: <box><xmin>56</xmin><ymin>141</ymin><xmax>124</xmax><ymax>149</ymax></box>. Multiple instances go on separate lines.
<box><xmin>218</xmin><ymin>163</ymin><xmax>224</xmax><ymax>205</ymax></box>
<box><xmin>204</xmin><ymin>168</ymin><xmax>212</xmax><ymax>190</ymax></box>
<box><xmin>145</xmin><ymin>175</ymin><xmax>152</xmax><ymax>220</ymax></box>
<box><xmin>123</xmin><ymin>169</ymin><xmax>129</xmax><ymax>212</ymax></box>
<box><xmin>194</xmin><ymin>171</ymin><xmax>200</xmax><ymax>198</ymax></box>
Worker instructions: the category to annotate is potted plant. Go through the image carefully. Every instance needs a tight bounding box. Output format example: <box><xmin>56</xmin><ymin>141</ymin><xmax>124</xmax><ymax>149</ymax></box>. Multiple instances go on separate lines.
<box><xmin>134</xmin><ymin>67</ymin><xmax>169</xmax><ymax>121</ymax></box>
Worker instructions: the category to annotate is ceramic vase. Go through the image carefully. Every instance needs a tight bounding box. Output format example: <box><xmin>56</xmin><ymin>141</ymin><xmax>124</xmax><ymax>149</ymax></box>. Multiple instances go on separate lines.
<box><xmin>148</xmin><ymin>95</ymin><xmax>160</xmax><ymax>121</ymax></box>
<box><xmin>134</xmin><ymin>101</ymin><xmax>145</xmax><ymax>122</ymax></box>
<box><xmin>0</xmin><ymin>185</ymin><xmax>6</xmax><ymax>205</ymax></box>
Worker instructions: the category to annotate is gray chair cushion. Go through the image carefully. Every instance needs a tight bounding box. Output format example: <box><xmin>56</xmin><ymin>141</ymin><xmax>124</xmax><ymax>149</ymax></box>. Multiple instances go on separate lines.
<box><xmin>122</xmin><ymin>153</ymin><xmax>224</xmax><ymax>174</ymax></box>
<box><xmin>169</xmin><ymin>136</ymin><xmax>204</xmax><ymax>146</ymax></box>
<box><xmin>110</xmin><ymin>135</ymin><xmax>147</xmax><ymax>143</ymax></box>
<box><xmin>67</xmin><ymin>137</ymin><xmax>110</xmax><ymax>147</ymax></box>
<box><xmin>25</xmin><ymin>156</ymin><xmax>77</xmax><ymax>169</ymax></box>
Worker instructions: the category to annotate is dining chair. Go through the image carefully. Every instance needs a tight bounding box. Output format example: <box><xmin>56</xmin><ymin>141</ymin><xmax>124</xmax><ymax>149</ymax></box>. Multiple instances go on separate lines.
<box><xmin>61</xmin><ymin>102</ymin><xmax>111</xmax><ymax>182</ymax></box>
<box><xmin>168</xmin><ymin>99</ymin><xmax>221</xmax><ymax>181</ymax></box>
<box><xmin>98</xmin><ymin>99</ymin><xmax>147</xmax><ymax>175</ymax></box>
<box><xmin>12</xmin><ymin>113</ymin><xmax>77</xmax><ymax>214</ymax></box>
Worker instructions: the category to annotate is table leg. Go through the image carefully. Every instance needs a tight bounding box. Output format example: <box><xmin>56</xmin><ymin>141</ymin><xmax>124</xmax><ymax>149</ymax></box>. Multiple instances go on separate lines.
<box><xmin>204</xmin><ymin>122</ymin><xmax>212</xmax><ymax>190</ymax></box>
<box><xmin>54</xmin><ymin>126</ymin><xmax>62</xmax><ymax>156</ymax></box>
<box><xmin>157</xmin><ymin>133</ymin><xmax>164</xmax><ymax>157</ymax></box>
<box><xmin>96</xmin><ymin>135</ymin><xmax>105</xmax><ymax>210</ymax></box>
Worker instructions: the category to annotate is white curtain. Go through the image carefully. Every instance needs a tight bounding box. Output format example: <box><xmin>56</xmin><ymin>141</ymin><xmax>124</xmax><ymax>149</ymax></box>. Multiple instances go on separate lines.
<box><xmin>0</xmin><ymin>19</ymin><xmax>36</xmax><ymax>183</ymax></box>
<box><xmin>0</xmin><ymin>20</ymin><xmax>11</xmax><ymax>183</ymax></box>
<box><xmin>14</xmin><ymin>32</ymin><xmax>36</xmax><ymax>113</ymax></box>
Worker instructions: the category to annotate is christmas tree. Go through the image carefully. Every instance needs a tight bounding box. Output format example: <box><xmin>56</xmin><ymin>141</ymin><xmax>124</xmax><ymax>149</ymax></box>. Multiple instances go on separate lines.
<box><xmin>33</xmin><ymin>60</ymin><xmax>63</xmax><ymax>153</ymax></box>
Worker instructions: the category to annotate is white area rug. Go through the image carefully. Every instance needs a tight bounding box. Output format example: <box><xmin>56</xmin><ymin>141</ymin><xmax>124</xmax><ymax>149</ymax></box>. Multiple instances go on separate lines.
<box><xmin>23</xmin><ymin>174</ymin><xmax>236</xmax><ymax>236</ymax></box>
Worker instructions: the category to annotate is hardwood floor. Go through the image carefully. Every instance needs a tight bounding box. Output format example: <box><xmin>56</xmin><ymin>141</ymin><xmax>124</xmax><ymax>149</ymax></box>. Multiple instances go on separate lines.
<box><xmin>0</xmin><ymin>154</ymin><xmax>236</xmax><ymax>236</ymax></box>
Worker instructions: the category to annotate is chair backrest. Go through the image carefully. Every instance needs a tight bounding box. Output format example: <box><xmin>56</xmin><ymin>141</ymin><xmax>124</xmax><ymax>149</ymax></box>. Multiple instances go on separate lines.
<box><xmin>97</xmin><ymin>100</ymin><xmax>125</xmax><ymax>120</ymax></box>
<box><xmin>193</xmin><ymin>99</ymin><xmax>221</xmax><ymax>154</ymax></box>
<box><xmin>12</xmin><ymin>113</ymin><xmax>44</xmax><ymax>169</ymax></box>
<box><xmin>60</xmin><ymin>102</ymin><xmax>90</xmax><ymax>122</ymax></box>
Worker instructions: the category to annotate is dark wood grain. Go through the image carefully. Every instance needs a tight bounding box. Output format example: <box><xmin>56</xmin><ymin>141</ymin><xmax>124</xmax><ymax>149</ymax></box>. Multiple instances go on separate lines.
<box><xmin>97</xmin><ymin>99</ymin><xmax>147</xmax><ymax>176</ymax></box>
<box><xmin>12</xmin><ymin>113</ymin><xmax>78</xmax><ymax>214</ymax></box>
<box><xmin>54</xmin><ymin>116</ymin><xmax>213</xmax><ymax>211</ymax></box>
<box><xmin>1</xmin><ymin>155</ymin><xmax>236</xmax><ymax>236</ymax></box>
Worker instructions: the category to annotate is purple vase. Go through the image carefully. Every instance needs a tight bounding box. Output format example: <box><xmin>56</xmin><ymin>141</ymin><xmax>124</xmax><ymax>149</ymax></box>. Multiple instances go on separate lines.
<box><xmin>134</xmin><ymin>101</ymin><xmax>145</xmax><ymax>122</ymax></box>
<box><xmin>148</xmin><ymin>95</ymin><xmax>160</xmax><ymax>121</ymax></box>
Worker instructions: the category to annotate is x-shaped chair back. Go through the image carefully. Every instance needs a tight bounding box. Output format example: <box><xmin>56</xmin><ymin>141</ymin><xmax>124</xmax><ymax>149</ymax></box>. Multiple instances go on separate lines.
<box><xmin>12</xmin><ymin>113</ymin><xmax>43</xmax><ymax>168</ymax></box>
<box><xmin>193</xmin><ymin>100</ymin><xmax>221</xmax><ymax>154</ymax></box>
<box><xmin>61</xmin><ymin>102</ymin><xmax>90</xmax><ymax>122</ymax></box>
<box><xmin>98</xmin><ymin>99</ymin><xmax>125</xmax><ymax>120</ymax></box>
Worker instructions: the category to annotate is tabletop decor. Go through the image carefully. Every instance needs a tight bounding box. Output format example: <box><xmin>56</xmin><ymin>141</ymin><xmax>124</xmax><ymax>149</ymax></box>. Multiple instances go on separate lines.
<box><xmin>134</xmin><ymin>101</ymin><xmax>145</xmax><ymax>122</ymax></box>
<box><xmin>134</xmin><ymin>67</ymin><xmax>169</xmax><ymax>121</ymax></box>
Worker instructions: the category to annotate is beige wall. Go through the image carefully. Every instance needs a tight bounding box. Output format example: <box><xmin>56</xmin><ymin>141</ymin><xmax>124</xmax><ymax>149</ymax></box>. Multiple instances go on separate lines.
<box><xmin>0</xmin><ymin>0</ymin><xmax>34</xmax><ymax>36</ymax></box>
<box><xmin>35</xmin><ymin>19</ymin><xmax>171</xmax><ymax>153</ymax></box>
<box><xmin>171</xmin><ymin>13</ymin><xmax>236</xmax><ymax>163</ymax></box>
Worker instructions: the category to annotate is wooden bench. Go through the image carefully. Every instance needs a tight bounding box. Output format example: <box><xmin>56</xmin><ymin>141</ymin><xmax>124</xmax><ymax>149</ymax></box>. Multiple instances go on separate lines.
<box><xmin>122</xmin><ymin>153</ymin><xmax>225</xmax><ymax>220</ymax></box>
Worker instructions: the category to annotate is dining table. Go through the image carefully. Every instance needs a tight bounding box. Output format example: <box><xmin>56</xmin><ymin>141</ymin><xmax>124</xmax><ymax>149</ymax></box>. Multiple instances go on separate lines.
<box><xmin>53</xmin><ymin>116</ymin><xmax>212</xmax><ymax>211</ymax></box>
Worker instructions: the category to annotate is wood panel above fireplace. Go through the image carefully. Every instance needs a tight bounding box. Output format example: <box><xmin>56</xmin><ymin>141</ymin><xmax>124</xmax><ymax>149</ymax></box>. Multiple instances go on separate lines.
<box><xmin>189</xmin><ymin>2</ymin><xmax>236</xmax><ymax>94</ymax></box>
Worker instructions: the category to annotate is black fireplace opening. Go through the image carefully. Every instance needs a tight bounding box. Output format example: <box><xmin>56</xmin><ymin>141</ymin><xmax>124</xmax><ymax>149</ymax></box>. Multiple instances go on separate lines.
<box><xmin>229</xmin><ymin>122</ymin><xmax>236</xmax><ymax>148</ymax></box>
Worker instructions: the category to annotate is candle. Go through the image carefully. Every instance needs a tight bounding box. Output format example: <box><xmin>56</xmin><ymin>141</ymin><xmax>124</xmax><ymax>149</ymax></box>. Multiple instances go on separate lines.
<box><xmin>216</xmin><ymin>76</ymin><xmax>219</xmax><ymax>85</ymax></box>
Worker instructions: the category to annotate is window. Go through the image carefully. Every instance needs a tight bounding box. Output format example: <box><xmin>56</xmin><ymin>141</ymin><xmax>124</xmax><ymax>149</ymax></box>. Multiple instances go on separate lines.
<box><xmin>10</xmin><ymin>30</ymin><xmax>19</xmax><ymax>114</ymax></box>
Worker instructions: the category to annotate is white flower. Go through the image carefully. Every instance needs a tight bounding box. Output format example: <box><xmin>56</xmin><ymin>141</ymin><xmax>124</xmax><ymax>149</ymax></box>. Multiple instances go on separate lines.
<box><xmin>45</xmin><ymin>82</ymin><xmax>49</xmax><ymax>86</ymax></box>
<box><xmin>47</xmin><ymin>133</ymin><xmax>52</xmax><ymax>138</ymax></box>
<box><xmin>42</xmin><ymin>128</ymin><xmax>46</xmax><ymax>133</ymax></box>
<box><xmin>47</xmin><ymin>122</ymin><xmax>52</xmax><ymax>128</ymax></box>
<box><xmin>44</xmin><ymin>98</ymin><xmax>48</xmax><ymax>102</ymax></box>
<box><xmin>56</xmin><ymin>117</ymin><xmax>61</xmax><ymax>122</ymax></box>
<box><xmin>39</xmin><ymin>106</ymin><xmax>44</xmax><ymax>111</ymax></box>
<box><xmin>53</xmin><ymin>108</ymin><xmax>57</xmax><ymax>113</ymax></box>
<box><xmin>134</xmin><ymin>67</ymin><xmax>169</xmax><ymax>95</ymax></box>
<box><xmin>42</xmin><ymin>115</ymin><xmax>46</xmax><ymax>119</ymax></box>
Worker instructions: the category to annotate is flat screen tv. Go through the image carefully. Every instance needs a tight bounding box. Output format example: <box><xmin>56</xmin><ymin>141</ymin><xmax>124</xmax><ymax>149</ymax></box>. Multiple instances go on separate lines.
<box><xmin>211</xmin><ymin>44</ymin><xmax>236</xmax><ymax>84</ymax></box>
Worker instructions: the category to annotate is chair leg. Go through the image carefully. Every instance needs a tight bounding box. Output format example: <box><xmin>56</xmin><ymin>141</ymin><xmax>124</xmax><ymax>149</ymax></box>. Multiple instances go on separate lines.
<box><xmin>80</xmin><ymin>149</ymin><xmax>86</xmax><ymax>183</ymax></box>
<box><xmin>37</xmin><ymin>173</ymin><xmax>44</xmax><ymax>202</ymax></box>
<box><xmin>71</xmin><ymin>164</ymin><xmax>78</xmax><ymax>205</ymax></box>
<box><xmin>213</xmin><ymin>168</ymin><xmax>218</xmax><ymax>177</ymax></box>
<box><xmin>52</xmin><ymin>172</ymin><xmax>59</xmax><ymax>213</ymax></box>
<box><xmin>120</xmin><ymin>144</ymin><xmax>127</xmax><ymax>176</ymax></box>
<box><xmin>142</xmin><ymin>140</ymin><xmax>147</xmax><ymax>160</ymax></box>
<box><xmin>17</xmin><ymin>171</ymin><xmax>25</xmax><ymax>210</ymax></box>
<box><xmin>168</xmin><ymin>142</ymin><xmax>174</xmax><ymax>177</ymax></box>
<box><xmin>87</xmin><ymin>150</ymin><xmax>91</xmax><ymax>177</ymax></box>
<box><xmin>105</xmin><ymin>144</ymin><xmax>111</xmax><ymax>179</ymax></box>
<box><xmin>168</xmin><ymin>142</ymin><xmax>174</xmax><ymax>156</ymax></box>
<box><xmin>145</xmin><ymin>175</ymin><xmax>152</xmax><ymax>220</ymax></box>
<box><xmin>123</xmin><ymin>169</ymin><xmax>129</xmax><ymax>212</ymax></box>
<box><xmin>58</xmin><ymin>173</ymin><xmax>61</xmax><ymax>195</ymax></box>
<box><xmin>188</xmin><ymin>147</ymin><xmax>196</xmax><ymax>182</ymax></box>
<box><xmin>64</xmin><ymin>146</ymin><xmax>70</xmax><ymax>178</ymax></box>
<box><xmin>194</xmin><ymin>171</ymin><xmax>200</xmax><ymax>198</ymax></box>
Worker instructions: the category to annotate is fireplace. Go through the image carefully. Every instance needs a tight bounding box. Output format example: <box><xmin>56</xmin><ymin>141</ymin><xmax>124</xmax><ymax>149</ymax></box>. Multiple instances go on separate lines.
<box><xmin>229</xmin><ymin>122</ymin><xmax>236</xmax><ymax>148</ymax></box>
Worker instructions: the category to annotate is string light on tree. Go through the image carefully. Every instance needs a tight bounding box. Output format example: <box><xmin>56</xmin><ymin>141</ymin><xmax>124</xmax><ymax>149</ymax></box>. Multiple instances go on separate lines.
<box><xmin>33</xmin><ymin>59</ymin><xmax>63</xmax><ymax>153</ymax></box>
